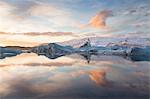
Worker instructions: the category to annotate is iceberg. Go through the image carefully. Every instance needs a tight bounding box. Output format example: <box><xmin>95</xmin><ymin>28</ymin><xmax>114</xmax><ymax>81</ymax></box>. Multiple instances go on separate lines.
<box><xmin>0</xmin><ymin>47</ymin><xmax>22</xmax><ymax>59</ymax></box>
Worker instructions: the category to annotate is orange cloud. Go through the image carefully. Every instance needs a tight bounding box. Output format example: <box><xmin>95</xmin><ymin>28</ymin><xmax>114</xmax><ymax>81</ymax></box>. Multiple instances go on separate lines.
<box><xmin>87</xmin><ymin>10</ymin><xmax>112</xmax><ymax>29</ymax></box>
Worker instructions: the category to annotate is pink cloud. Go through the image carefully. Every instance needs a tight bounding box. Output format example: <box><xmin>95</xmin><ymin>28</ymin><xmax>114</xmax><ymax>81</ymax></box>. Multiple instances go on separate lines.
<box><xmin>84</xmin><ymin>10</ymin><xmax>112</xmax><ymax>29</ymax></box>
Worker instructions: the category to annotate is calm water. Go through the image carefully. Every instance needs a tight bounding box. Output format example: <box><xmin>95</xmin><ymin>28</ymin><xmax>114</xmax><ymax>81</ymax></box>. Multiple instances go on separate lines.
<box><xmin>0</xmin><ymin>53</ymin><xmax>149</xmax><ymax>99</ymax></box>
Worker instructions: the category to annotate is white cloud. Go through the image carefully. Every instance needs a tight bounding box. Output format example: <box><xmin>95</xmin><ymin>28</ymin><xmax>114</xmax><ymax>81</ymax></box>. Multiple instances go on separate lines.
<box><xmin>0</xmin><ymin>1</ymin><xmax>78</xmax><ymax>33</ymax></box>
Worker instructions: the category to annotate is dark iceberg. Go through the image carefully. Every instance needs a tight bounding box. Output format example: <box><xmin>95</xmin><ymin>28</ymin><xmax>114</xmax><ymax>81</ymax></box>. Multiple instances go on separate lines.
<box><xmin>0</xmin><ymin>47</ymin><xmax>22</xmax><ymax>59</ymax></box>
<box><xmin>29</xmin><ymin>43</ymin><xmax>74</xmax><ymax>59</ymax></box>
<box><xmin>129</xmin><ymin>46</ymin><xmax>150</xmax><ymax>61</ymax></box>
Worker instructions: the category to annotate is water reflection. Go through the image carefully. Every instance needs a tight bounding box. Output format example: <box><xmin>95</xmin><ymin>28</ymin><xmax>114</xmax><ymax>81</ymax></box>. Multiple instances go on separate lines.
<box><xmin>0</xmin><ymin>53</ymin><xmax>149</xmax><ymax>99</ymax></box>
<box><xmin>79</xmin><ymin>53</ymin><xmax>150</xmax><ymax>63</ymax></box>
<box><xmin>88</xmin><ymin>70</ymin><xmax>108</xmax><ymax>86</ymax></box>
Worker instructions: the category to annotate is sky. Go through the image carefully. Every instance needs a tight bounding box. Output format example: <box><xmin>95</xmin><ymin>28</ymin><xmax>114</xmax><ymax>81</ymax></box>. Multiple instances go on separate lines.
<box><xmin>0</xmin><ymin>0</ymin><xmax>150</xmax><ymax>46</ymax></box>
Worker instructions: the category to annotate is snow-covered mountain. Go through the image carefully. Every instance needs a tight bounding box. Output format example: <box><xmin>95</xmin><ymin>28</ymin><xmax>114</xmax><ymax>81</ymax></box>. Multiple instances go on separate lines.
<box><xmin>60</xmin><ymin>33</ymin><xmax>150</xmax><ymax>47</ymax></box>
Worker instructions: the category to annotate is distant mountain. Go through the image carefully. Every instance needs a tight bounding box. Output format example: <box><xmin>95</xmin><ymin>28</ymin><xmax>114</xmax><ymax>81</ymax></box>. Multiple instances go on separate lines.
<box><xmin>60</xmin><ymin>34</ymin><xmax>150</xmax><ymax>47</ymax></box>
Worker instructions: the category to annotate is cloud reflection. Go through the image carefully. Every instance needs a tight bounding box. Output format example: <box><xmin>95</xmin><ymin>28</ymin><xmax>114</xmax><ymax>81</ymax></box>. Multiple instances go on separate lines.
<box><xmin>88</xmin><ymin>70</ymin><xmax>107</xmax><ymax>86</ymax></box>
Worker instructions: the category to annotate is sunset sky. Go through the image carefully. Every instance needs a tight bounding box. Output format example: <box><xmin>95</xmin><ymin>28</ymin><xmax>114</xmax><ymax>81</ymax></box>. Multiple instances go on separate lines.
<box><xmin>0</xmin><ymin>0</ymin><xmax>150</xmax><ymax>46</ymax></box>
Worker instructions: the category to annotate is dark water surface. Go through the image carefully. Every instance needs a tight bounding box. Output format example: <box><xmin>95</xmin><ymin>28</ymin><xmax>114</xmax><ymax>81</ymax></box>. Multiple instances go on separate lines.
<box><xmin>0</xmin><ymin>53</ymin><xmax>149</xmax><ymax>99</ymax></box>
